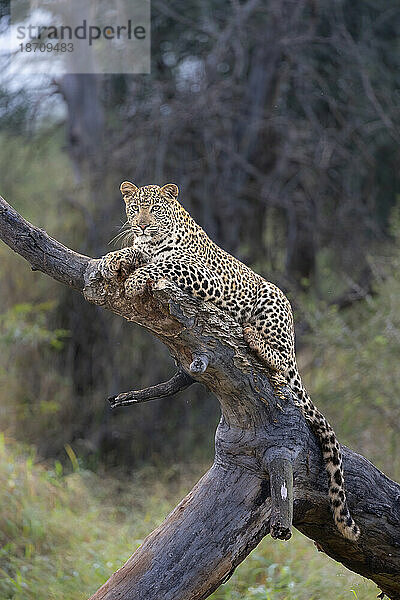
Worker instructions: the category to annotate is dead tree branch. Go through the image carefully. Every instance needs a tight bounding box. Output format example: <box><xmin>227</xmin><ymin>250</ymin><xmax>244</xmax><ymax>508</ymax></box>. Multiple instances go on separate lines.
<box><xmin>1</xmin><ymin>194</ymin><xmax>400</xmax><ymax>600</ymax></box>
<box><xmin>108</xmin><ymin>368</ymin><xmax>195</xmax><ymax>408</ymax></box>
<box><xmin>0</xmin><ymin>194</ymin><xmax>89</xmax><ymax>289</ymax></box>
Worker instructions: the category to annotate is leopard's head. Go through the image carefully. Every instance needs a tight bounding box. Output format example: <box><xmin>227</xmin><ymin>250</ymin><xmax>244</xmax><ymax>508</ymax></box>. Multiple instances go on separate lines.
<box><xmin>119</xmin><ymin>181</ymin><xmax>180</xmax><ymax>246</ymax></box>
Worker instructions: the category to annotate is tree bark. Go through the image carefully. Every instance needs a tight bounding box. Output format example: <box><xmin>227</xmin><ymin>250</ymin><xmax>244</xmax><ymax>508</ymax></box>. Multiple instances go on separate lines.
<box><xmin>1</xmin><ymin>194</ymin><xmax>400</xmax><ymax>600</ymax></box>
<box><xmin>108</xmin><ymin>367</ymin><xmax>195</xmax><ymax>408</ymax></box>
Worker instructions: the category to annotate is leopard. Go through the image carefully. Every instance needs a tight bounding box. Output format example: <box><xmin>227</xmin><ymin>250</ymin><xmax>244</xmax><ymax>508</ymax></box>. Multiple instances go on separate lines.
<box><xmin>99</xmin><ymin>181</ymin><xmax>360</xmax><ymax>542</ymax></box>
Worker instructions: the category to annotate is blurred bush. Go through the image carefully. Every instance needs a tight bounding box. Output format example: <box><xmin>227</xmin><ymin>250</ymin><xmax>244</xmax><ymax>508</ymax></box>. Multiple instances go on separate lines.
<box><xmin>302</xmin><ymin>210</ymin><xmax>400</xmax><ymax>478</ymax></box>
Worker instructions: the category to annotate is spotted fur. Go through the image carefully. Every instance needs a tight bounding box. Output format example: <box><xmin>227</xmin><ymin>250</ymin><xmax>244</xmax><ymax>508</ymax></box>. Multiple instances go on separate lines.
<box><xmin>100</xmin><ymin>182</ymin><xmax>360</xmax><ymax>541</ymax></box>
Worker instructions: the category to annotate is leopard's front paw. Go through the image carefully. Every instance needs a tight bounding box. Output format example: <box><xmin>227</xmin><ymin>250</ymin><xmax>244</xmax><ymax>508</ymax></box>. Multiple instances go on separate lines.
<box><xmin>99</xmin><ymin>253</ymin><xmax>131</xmax><ymax>280</ymax></box>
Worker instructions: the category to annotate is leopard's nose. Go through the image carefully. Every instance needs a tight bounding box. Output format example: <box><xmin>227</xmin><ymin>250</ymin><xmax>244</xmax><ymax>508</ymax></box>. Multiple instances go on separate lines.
<box><xmin>138</xmin><ymin>223</ymin><xmax>148</xmax><ymax>230</ymax></box>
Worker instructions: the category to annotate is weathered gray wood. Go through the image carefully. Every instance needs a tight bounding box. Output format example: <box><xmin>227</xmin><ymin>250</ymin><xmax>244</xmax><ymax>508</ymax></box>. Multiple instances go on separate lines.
<box><xmin>0</xmin><ymin>196</ymin><xmax>89</xmax><ymax>290</ymax></box>
<box><xmin>266</xmin><ymin>456</ymin><xmax>293</xmax><ymax>540</ymax></box>
<box><xmin>89</xmin><ymin>462</ymin><xmax>272</xmax><ymax>600</ymax></box>
<box><xmin>108</xmin><ymin>367</ymin><xmax>195</xmax><ymax>408</ymax></box>
<box><xmin>1</xmin><ymin>194</ymin><xmax>400</xmax><ymax>600</ymax></box>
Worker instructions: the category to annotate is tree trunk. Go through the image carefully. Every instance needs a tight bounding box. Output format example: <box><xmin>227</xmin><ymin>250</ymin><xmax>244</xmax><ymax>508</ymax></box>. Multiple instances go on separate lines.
<box><xmin>0</xmin><ymin>195</ymin><xmax>399</xmax><ymax>600</ymax></box>
<box><xmin>58</xmin><ymin>74</ymin><xmax>104</xmax><ymax>183</ymax></box>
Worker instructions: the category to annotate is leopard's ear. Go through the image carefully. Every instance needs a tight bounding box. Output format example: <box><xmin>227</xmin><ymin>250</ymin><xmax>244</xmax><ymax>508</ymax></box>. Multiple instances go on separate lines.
<box><xmin>160</xmin><ymin>183</ymin><xmax>179</xmax><ymax>200</ymax></box>
<box><xmin>120</xmin><ymin>181</ymin><xmax>138</xmax><ymax>202</ymax></box>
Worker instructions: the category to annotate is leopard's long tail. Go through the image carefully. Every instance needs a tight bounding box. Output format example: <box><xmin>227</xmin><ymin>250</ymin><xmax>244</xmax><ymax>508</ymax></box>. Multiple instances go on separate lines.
<box><xmin>289</xmin><ymin>379</ymin><xmax>360</xmax><ymax>541</ymax></box>
<box><xmin>242</xmin><ymin>322</ymin><xmax>359</xmax><ymax>540</ymax></box>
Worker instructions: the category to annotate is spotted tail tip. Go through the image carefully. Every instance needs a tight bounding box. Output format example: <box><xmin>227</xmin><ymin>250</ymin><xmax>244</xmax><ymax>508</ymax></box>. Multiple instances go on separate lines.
<box><xmin>335</xmin><ymin>516</ymin><xmax>361</xmax><ymax>541</ymax></box>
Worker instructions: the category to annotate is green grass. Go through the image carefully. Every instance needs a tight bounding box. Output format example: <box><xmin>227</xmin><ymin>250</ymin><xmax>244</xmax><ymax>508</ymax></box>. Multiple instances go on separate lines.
<box><xmin>211</xmin><ymin>537</ymin><xmax>374</xmax><ymax>600</ymax></box>
<box><xmin>0</xmin><ymin>435</ymin><xmax>376</xmax><ymax>600</ymax></box>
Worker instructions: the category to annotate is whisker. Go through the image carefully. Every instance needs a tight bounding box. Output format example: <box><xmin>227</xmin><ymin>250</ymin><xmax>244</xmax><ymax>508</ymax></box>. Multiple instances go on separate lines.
<box><xmin>109</xmin><ymin>223</ymin><xmax>133</xmax><ymax>246</ymax></box>
<box><xmin>109</xmin><ymin>232</ymin><xmax>127</xmax><ymax>246</ymax></box>
<box><xmin>111</xmin><ymin>220</ymin><xmax>129</xmax><ymax>231</ymax></box>
<box><xmin>121</xmin><ymin>231</ymin><xmax>137</xmax><ymax>248</ymax></box>
<box><xmin>111</xmin><ymin>226</ymin><xmax>130</xmax><ymax>238</ymax></box>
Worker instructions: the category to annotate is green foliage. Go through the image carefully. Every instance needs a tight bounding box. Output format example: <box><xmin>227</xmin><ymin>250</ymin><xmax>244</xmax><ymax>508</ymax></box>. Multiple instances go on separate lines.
<box><xmin>301</xmin><ymin>224</ymin><xmax>400</xmax><ymax>478</ymax></box>
<box><xmin>0</xmin><ymin>131</ymin><xmax>73</xmax><ymax>222</ymax></box>
<box><xmin>0</xmin><ymin>436</ymin><xmax>176</xmax><ymax>599</ymax></box>
<box><xmin>0</xmin><ymin>303</ymin><xmax>69</xmax><ymax>350</ymax></box>
<box><xmin>0</xmin><ymin>436</ymin><xmax>375</xmax><ymax>600</ymax></box>
<box><xmin>211</xmin><ymin>547</ymin><xmax>373</xmax><ymax>600</ymax></box>
<box><xmin>0</xmin><ymin>299</ymin><xmax>73</xmax><ymax>448</ymax></box>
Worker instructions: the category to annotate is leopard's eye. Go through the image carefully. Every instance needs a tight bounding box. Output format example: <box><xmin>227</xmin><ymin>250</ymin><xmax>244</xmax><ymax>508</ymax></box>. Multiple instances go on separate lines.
<box><xmin>130</xmin><ymin>204</ymin><xmax>139</xmax><ymax>213</ymax></box>
<box><xmin>151</xmin><ymin>205</ymin><xmax>163</xmax><ymax>215</ymax></box>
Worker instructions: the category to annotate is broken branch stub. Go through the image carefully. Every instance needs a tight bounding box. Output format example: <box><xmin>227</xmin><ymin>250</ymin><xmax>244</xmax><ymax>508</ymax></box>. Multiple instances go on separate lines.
<box><xmin>108</xmin><ymin>367</ymin><xmax>195</xmax><ymax>408</ymax></box>
<box><xmin>189</xmin><ymin>353</ymin><xmax>210</xmax><ymax>374</ymax></box>
<box><xmin>265</xmin><ymin>456</ymin><xmax>294</xmax><ymax>540</ymax></box>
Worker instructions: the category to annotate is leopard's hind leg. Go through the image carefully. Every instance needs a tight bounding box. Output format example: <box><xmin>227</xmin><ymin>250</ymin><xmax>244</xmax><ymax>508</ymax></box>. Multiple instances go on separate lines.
<box><xmin>243</xmin><ymin>324</ymin><xmax>287</xmax><ymax>372</ymax></box>
<box><xmin>243</xmin><ymin>284</ymin><xmax>360</xmax><ymax>541</ymax></box>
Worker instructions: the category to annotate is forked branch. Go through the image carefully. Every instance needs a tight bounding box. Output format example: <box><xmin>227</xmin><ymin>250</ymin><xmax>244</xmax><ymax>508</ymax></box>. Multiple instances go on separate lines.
<box><xmin>1</xmin><ymin>194</ymin><xmax>400</xmax><ymax>600</ymax></box>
